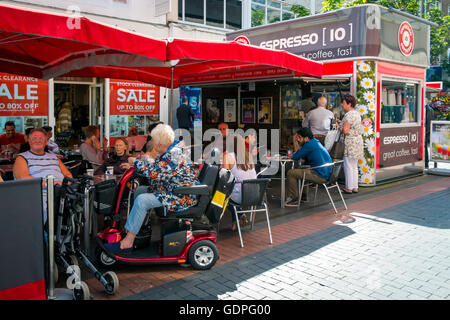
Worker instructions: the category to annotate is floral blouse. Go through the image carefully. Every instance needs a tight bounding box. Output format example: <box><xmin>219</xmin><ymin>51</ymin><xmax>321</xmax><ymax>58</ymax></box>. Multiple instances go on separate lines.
<box><xmin>342</xmin><ymin>110</ymin><xmax>364</xmax><ymax>159</ymax></box>
<box><xmin>133</xmin><ymin>141</ymin><xmax>199</xmax><ymax>213</ymax></box>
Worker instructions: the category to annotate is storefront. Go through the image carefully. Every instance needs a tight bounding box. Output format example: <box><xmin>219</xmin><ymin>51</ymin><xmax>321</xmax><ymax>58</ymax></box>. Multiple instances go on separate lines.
<box><xmin>0</xmin><ymin>74</ymin><xmax>164</xmax><ymax>150</ymax></box>
<box><xmin>216</xmin><ymin>4</ymin><xmax>432</xmax><ymax>185</ymax></box>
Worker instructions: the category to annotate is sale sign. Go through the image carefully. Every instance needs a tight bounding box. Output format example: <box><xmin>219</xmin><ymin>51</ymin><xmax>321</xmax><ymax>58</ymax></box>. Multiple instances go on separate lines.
<box><xmin>110</xmin><ymin>79</ymin><xmax>159</xmax><ymax>115</ymax></box>
<box><xmin>0</xmin><ymin>73</ymin><xmax>48</xmax><ymax>116</ymax></box>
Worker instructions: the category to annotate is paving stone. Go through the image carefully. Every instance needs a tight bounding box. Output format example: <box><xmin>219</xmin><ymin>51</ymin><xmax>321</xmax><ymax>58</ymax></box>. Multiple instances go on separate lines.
<box><xmin>113</xmin><ymin>179</ymin><xmax>450</xmax><ymax>301</ymax></box>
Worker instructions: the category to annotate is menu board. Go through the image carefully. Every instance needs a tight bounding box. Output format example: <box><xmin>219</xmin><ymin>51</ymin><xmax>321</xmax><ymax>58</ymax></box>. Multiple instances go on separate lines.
<box><xmin>430</xmin><ymin>121</ymin><xmax>450</xmax><ymax>163</ymax></box>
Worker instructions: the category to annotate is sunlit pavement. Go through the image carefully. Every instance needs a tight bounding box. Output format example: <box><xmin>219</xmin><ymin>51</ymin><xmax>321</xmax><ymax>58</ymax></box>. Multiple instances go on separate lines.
<box><xmin>84</xmin><ymin>174</ymin><xmax>450</xmax><ymax>300</ymax></box>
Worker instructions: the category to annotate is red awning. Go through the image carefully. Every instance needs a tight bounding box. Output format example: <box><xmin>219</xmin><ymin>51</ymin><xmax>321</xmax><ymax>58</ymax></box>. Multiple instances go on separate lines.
<box><xmin>0</xmin><ymin>3</ymin><xmax>323</xmax><ymax>87</ymax></box>
<box><xmin>65</xmin><ymin>38</ymin><xmax>323</xmax><ymax>87</ymax></box>
<box><xmin>167</xmin><ymin>38</ymin><xmax>322</xmax><ymax>84</ymax></box>
<box><xmin>0</xmin><ymin>3</ymin><xmax>167</xmax><ymax>81</ymax></box>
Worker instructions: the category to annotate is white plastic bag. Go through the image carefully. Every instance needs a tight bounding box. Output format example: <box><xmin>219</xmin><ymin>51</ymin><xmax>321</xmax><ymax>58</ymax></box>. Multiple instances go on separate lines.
<box><xmin>325</xmin><ymin>128</ymin><xmax>339</xmax><ymax>151</ymax></box>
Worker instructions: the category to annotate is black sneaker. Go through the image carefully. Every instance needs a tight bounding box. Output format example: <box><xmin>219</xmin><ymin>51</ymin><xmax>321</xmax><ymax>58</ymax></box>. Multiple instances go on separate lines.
<box><xmin>285</xmin><ymin>197</ymin><xmax>299</xmax><ymax>207</ymax></box>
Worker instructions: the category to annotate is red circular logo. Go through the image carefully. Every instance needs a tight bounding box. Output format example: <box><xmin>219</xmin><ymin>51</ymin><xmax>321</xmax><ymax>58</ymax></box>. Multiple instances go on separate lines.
<box><xmin>234</xmin><ymin>36</ymin><xmax>250</xmax><ymax>45</ymax></box>
<box><xmin>398</xmin><ymin>22</ymin><xmax>414</xmax><ymax>56</ymax></box>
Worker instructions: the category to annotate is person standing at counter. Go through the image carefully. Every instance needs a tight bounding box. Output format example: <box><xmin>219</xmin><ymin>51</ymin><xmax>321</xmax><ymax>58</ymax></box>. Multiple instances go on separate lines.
<box><xmin>0</xmin><ymin>121</ymin><xmax>25</xmax><ymax>157</ymax></box>
<box><xmin>302</xmin><ymin>96</ymin><xmax>335</xmax><ymax>146</ymax></box>
<box><xmin>339</xmin><ymin>94</ymin><xmax>364</xmax><ymax>194</ymax></box>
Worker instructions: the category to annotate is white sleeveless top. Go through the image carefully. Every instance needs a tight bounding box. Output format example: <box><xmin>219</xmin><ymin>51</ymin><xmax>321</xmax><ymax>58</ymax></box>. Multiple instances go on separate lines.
<box><xmin>228</xmin><ymin>152</ymin><xmax>257</xmax><ymax>204</ymax></box>
<box><xmin>18</xmin><ymin>151</ymin><xmax>64</xmax><ymax>181</ymax></box>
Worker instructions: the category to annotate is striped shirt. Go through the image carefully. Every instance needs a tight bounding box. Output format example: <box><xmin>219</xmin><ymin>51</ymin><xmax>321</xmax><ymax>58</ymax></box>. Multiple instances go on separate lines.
<box><xmin>18</xmin><ymin>151</ymin><xmax>64</xmax><ymax>181</ymax></box>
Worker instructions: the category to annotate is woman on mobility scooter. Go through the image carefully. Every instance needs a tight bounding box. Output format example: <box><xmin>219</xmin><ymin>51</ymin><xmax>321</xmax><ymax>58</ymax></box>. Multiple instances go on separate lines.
<box><xmin>105</xmin><ymin>124</ymin><xmax>200</xmax><ymax>254</ymax></box>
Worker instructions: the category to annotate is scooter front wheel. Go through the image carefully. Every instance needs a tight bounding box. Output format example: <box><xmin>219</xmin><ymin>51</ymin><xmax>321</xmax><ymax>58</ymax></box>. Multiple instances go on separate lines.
<box><xmin>95</xmin><ymin>246</ymin><xmax>117</xmax><ymax>267</ymax></box>
<box><xmin>188</xmin><ymin>240</ymin><xmax>218</xmax><ymax>270</ymax></box>
<box><xmin>102</xmin><ymin>271</ymin><xmax>119</xmax><ymax>295</ymax></box>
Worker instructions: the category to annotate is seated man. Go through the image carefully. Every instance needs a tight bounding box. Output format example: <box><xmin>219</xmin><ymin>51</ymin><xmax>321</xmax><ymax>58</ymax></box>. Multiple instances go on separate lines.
<box><xmin>106</xmin><ymin>124</ymin><xmax>199</xmax><ymax>253</ymax></box>
<box><xmin>285</xmin><ymin>127</ymin><xmax>332</xmax><ymax>207</ymax></box>
<box><xmin>42</xmin><ymin>126</ymin><xmax>61</xmax><ymax>155</ymax></box>
<box><xmin>0</xmin><ymin>121</ymin><xmax>25</xmax><ymax>157</ymax></box>
<box><xmin>13</xmin><ymin>128</ymin><xmax>72</xmax><ymax>221</ymax></box>
<box><xmin>80</xmin><ymin>125</ymin><xmax>107</xmax><ymax>171</ymax></box>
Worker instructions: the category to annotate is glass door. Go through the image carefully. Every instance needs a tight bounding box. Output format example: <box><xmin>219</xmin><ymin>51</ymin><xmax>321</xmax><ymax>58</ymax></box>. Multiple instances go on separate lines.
<box><xmin>89</xmin><ymin>84</ymin><xmax>104</xmax><ymax>142</ymax></box>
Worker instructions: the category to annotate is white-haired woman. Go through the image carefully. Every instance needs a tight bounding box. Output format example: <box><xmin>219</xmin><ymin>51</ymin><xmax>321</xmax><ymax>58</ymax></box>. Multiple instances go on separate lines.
<box><xmin>106</xmin><ymin>124</ymin><xmax>199</xmax><ymax>253</ymax></box>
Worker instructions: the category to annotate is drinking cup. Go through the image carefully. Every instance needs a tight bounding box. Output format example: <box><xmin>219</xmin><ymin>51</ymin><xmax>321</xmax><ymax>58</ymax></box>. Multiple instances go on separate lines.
<box><xmin>106</xmin><ymin>166</ymin><xmax>114</xmax><ymax>175</ymax></box>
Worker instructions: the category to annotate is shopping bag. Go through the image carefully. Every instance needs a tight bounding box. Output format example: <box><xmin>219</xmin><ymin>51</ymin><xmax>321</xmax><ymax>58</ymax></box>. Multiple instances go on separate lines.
<box><xmin>324</xmin><ymin>128</ymin><xmax>339</xmax><ymax>151</ymax></box>
<box><xmin>329</xmin><ymin>132</ymin><xmax>345</xmax><ymax>160</ymax></box>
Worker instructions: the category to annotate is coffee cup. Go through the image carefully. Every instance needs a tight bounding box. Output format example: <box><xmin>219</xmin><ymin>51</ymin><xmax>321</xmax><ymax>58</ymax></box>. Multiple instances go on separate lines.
<box><xmin>106</xmin><ymin>166</ymin><xmax>114</xmax><ymax>175</ymax></box>
<box><xmin>86</xmin><ymin>169</ymin><xmax>94</xmax><ymax>176</ymax></box>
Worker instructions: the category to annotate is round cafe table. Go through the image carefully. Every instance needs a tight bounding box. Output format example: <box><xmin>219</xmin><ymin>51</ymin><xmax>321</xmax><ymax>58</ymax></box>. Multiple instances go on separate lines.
<box><xmin>265</xmin><ymin>155</ymin><xmax>295</xmax><ymax>208</ymax></box>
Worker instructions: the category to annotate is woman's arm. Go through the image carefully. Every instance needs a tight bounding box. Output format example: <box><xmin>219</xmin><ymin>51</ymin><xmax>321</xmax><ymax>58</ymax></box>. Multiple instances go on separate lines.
<box><xmin>342</xmin><ymin>121</ymin><xmax>350</xmax><ymax>135</ymax></box>
<box><xmin>222</xmin><ymin>152</ymin><xmax>235</xmax><ymax>170</ymax></box>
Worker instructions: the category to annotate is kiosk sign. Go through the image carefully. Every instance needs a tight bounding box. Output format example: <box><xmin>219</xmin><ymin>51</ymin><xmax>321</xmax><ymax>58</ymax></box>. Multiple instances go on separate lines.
<box><xmin>398</xmin><ymin>21</ymin><xmax>414</xmax><ymax>56</ymax></box>
<box><xmin>379</xmin><ymin>127</ymin><xmax>421</xmax><ymax>167</ymax></box>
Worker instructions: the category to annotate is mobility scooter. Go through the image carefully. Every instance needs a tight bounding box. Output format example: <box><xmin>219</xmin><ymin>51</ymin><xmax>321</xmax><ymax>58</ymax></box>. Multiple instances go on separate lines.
<box><xmin>94</xmin><ymin>163</ymin><xmax>235</xmax><ymax>270</ymax></box>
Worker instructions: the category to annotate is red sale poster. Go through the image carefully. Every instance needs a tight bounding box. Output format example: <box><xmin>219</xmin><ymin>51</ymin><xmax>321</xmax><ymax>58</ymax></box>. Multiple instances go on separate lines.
<box><xmin>0</xmin><ymin>73</ymin><xmax>48</xmax><ymax>117</ymax></box>
<box><xmin>110</xmin><ymin>79</ymin><xmax>160</xmax><ymax>115</ymax></box>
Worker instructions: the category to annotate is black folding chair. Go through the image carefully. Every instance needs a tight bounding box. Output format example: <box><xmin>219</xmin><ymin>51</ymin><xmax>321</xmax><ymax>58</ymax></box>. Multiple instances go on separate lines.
<box><xmin>229</xmin><ymin>178</ymin><xmax>272</xmax><ymax>248</ymax></box>
<box><xmin>297</xmin><ymin>160</ymin><xmax>347</xmax><ymax>214</ymax></box>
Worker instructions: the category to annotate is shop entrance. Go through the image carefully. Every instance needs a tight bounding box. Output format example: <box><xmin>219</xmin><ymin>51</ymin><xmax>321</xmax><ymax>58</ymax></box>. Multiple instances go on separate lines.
<box><xmin>54</xmin><ymin>80</ymin><xmax>104</xmax><ymax>149</ymax></box>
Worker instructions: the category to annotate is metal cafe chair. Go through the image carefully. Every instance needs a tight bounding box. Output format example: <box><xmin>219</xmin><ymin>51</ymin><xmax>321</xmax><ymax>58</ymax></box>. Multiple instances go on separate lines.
<box><xmin>297</xmin><ymin>160</ymin><xmax>347</xmax><ymax>214</ymax></box>
<box><xmin>229</xmin><ymin>178</ymin><xmax>272</xmax><ymax>248</ymax></box>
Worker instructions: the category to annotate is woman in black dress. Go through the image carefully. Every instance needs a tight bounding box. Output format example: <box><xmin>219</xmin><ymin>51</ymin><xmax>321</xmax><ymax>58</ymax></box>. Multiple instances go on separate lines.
<box><xmin>94</xmin><ymin>137</ymin><xmax>130</xmax><ymax>175</ymax></box>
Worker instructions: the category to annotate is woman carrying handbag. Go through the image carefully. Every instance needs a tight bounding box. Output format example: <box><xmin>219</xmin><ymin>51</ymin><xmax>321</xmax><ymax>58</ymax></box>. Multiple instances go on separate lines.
<box><xmin>338</xmin><ymin>95</ymin><xmax>364</xmax><ymax>194</ymax></box>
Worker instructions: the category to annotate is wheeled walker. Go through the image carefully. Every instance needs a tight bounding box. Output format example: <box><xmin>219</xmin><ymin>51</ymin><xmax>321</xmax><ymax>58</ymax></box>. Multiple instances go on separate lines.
<box><xmin>52</xmin><ymin>175</ymin><xmax>119</xmax><ymax>300</ymax></box>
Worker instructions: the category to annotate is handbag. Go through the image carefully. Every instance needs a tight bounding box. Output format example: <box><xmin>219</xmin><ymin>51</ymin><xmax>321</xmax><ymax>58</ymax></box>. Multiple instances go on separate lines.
<box><xmin>329</xmin><ymin>131</ymin><xmax>345</xmax><ymax>160</ymax></box>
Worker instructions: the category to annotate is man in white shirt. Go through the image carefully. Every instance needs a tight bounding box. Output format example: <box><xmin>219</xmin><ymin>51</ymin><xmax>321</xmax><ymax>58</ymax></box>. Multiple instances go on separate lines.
<box><xmin>302</xmin><ymin>96</ymin><xmax>335</xmax><ymax>146</ymax></box>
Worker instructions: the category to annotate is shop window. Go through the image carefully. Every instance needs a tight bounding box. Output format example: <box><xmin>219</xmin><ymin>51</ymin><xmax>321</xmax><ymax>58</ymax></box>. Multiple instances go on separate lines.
<box><xmin>251</xmin><ymin>3</ymin><xmax>265</xmax><ymax>27</ymax></box>
<box><xmin>282</xmin><ymin>10</ymin><xmax>295</xmax><ymax>21</ymax></box>
<box><xmin>0</xmin><ymin>117</ymin><xmax>24</xmax><ymax>134</ymax></box>
<box><xmin>226</xmin><ymin>0</ymin><xmax>242</xmax><ymax>30</ymax></box>
<box><xmin>110</xmin><ymin>115</ymin><xmax>159</xmax><ymax>137</ymax></box>
<box><xmin>267</xmin><ymin>7</ymin><xmax>281</xmax><ymax>24</ymax></box>
<box><xmin>381</xmin><ymin>80</ymin><xmax>419</xmax><ymax>125</ymax></box>
<box><xmin>179</xmin><ymin>0</ymin><xmax>242</xmax><ymax>30</ymax></box>
<box><xmin>185</xmin><ymin>0</ymin><xmax>204</xmax><ymax>24</ymax></box>
<box><xmin>280</xmin><ymin>83</ymin><xmax>302</xmax><ymax>150</ymax></box>
<box><xmin>206</xmin><ymin>0</ymin><xmax>224</xmax><ymax>28</ymax></box>
<box><xmin>280</xmin><ymin>81</ymin><xmax>350</xmax><ymax>151</ymax></box>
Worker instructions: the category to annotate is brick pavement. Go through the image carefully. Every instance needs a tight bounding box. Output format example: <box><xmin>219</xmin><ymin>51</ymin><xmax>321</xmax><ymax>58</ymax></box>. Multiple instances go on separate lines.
<box><xmin>85</xmin><ymin>175</ymin><xmax>449</xmax><ymax>300</ymax></box>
